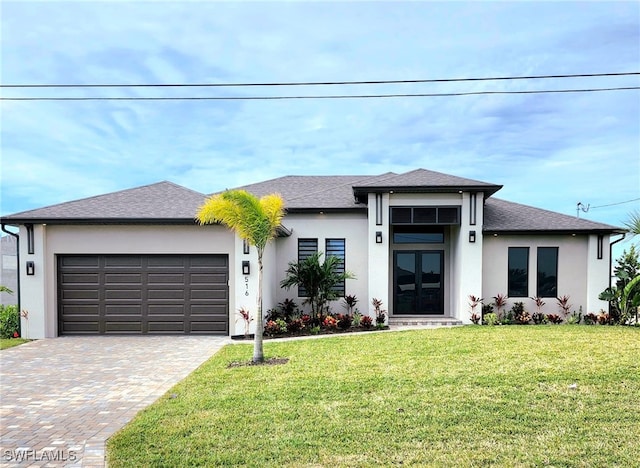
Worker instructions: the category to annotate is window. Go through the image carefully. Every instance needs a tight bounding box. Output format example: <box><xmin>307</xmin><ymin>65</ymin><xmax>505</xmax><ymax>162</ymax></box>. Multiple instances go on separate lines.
<box><xmin>390</xmin><ymin>206</ymin><xmax>460</xmax><ymax>225</ymax></box>
<box><xmin>537</xmin><ymin>247</ymin><xmax>558</xmax><ymax>297</ymax></box>
<box><xmin>508</xmin><ymin>247</ymin><xmax>529</xmax><ymax>297</ymax></box>
<box><xmin>26</xmin><ymin>224</ymin><xmax>34</xmax><ymax>254</ymax></box>
<box><xmin>297</xmin><ymin>238</ymin><xmax>318</xmax><ymax>297</ymax></box>
<box><xmin>393</xmin><ymin>226</ymin><xmax>444</xmax><ymax>244</ymax></box>
<box><xmin>326</xmin><ymin>238</ymin><xmax>346</xmax><ymax>296</ymax></box>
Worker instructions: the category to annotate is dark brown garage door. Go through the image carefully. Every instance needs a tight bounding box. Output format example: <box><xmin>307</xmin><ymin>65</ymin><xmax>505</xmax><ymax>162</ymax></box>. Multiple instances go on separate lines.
<box><xmin>58</xmin><ymin>254</ymin><xmax>228</xmax><ymax>335</ymax></box>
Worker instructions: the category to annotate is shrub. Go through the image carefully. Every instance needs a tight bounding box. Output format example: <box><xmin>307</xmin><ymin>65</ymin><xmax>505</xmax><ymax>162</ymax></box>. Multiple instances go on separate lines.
<box><xmin>336</xmin><ymin>313</ymin><xmax>353</xmax><ymax>330</ymax></box>
<box><xmin>264</xmin><ymin>319</ymin><xmax>287</xmax><ymax>336</ymax></box>
<box><xmin>484</xmin><ymin>312</ymin><xmax>499</xmax><ymax>326</ymax></box>
<box><xmin>470</xmin><ymin>313</ymin><xmax>481</xmax><ymax>325</ymax></box>
<box><xmin>360</xmin><ymin>316</ymin><xmax>373</xmax><ymax>329</ymax></box>
<box><xmin>310</xmin><ymin>325</ymin><xmax>321</xmax><ymax>335</ymax></box>
<box><xmin>481</xmin><ymin>304</ymin><xmax>494</xmax><ymax>320</ymax></box>
<box><xmin>0</xmin><ymin>305</ymin><xmax>19</xmax><ymax>339</ymax></box>
<box><xmin>301</xmin><ymin>314</ymin><xmax>312</xmax><ymax>325</ymax></box>
<box><xmin>351</xmin><ymin>311</ymin><xmax>362</xmax><ymax>327</ymax></box>
<box><xmin>546</xmin><ymin>314</ymin><xmax>563</xmax><ymax>324</ymax></box>
<box><xmin>532</xmin><ymin>312</ymin><xmax>548</xmax><ymax>325</ymax></box>
<box><xmin>583</xmin><ymin>313</ymin><xmax>598</xmax><ymax>325</ymax></box>
<box><xmin>286</xmin><ymin>318</ymin><xmax>304</xmax><ymax>333</ymax></box>
<box><xmin>597</xmin><ymin>311</ymin><xmax>610</xmax><ymax>325</ymax></box>
<box><xmin>323</xmin><ymin>315</ymin><xmax>338</xmax><ymax>329</ymax></box>
<box><xmin>567</xmin><ymin>309</ymin><xmax>582</xmax><ymax>325</ymax></box>
<box><xmin>265</xmin><ymin>299</ymin><xmax>300</xmax><ymax>322</ymax></box>
<box><xmin>510</xmin><ymin>302</ymin><xmax>530</xmax><ymax>324</ymax></box>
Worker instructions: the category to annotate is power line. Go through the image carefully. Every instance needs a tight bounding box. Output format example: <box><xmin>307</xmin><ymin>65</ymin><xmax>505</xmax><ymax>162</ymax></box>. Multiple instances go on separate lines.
<box><xmin>591</xmin><ymin>197</ymin><xmax>640</xmax><ymax>209</ymax></box>
<box><xmin>1</xmin><ymin>71</ymin><xmax>638</xmax><ymax>88</ymax></box>
<box><xmin>2</xmin><ymin>86</ymin><xmax>639</xmax><ymax>101</ymax></box>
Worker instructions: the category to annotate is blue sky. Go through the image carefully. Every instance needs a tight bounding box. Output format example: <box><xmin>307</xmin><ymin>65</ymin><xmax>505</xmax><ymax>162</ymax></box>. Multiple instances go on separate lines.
<box><xmin>1</xmin><ymin>1</ymin><xmax>639</xmax><ymax>253</ymax></box>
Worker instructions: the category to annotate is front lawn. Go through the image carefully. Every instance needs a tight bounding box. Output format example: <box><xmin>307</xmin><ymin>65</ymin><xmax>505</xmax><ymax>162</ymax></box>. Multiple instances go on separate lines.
<box><xmin>0</xmin><ymin>338</ymin><xmax>30</xmax><ymax>350</ymax></box>
<box><xmin>107</xmin><ymin>326</ymin><xmax>639</xmax><ymax>467</ymax></box>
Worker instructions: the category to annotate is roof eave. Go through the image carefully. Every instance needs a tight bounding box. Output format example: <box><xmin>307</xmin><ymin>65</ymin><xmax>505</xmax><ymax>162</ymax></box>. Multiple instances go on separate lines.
<box><xmin>353</xmin><ymin>185</ymin><xmax>503</xmax><ymax>197</ymax></box>
<box><xmin>483</xmin><ymin>228</ymin><xmax>627</xmax><ymax>235</ymax></box>
<box><xmin>0</xmin><ymin>217</ymin><xmax>201</xmax><ymax>226</ymax></box>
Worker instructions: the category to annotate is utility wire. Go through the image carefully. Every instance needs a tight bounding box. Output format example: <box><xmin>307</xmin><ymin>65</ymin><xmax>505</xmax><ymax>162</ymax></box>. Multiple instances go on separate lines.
<box><xmin>2</xmin><ymin>86</ymin><xmax>639</xmax><ymax>101</ymax></box>
<box><xmin>1</xmin><ymin>71</ymin><xmax>638</xmax><ymax>88</ymax></box>
<box><xmin>591</xmin><ymin>197</ymin><xmax>640</xmax><ymax>209</ymax></box>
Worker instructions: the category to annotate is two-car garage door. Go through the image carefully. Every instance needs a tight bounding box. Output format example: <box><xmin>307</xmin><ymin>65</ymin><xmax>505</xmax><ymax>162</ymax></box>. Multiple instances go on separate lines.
<box><xmin>58</xmin><ymin>254</ymin><xmax>228</xmax><ymax>335</ymax></box>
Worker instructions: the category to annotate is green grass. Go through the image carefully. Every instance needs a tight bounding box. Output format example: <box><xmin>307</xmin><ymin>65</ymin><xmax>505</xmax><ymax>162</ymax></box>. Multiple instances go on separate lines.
<box><xmin>107</xmin><ymin>326</ymin><xmax>640</xmax><ymax>467</ymax></box>
<box><xmin>0</xmin><ymin>338</ymin><xmax>30</xmax><ymax>350</ymax></box>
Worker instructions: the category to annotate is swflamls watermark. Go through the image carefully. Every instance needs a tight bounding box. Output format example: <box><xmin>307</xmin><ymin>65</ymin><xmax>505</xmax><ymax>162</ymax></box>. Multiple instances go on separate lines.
<box><xmin>3</xmin><ymin>448</ymin><xmax>78</xmax><ymax>462</ymax></box>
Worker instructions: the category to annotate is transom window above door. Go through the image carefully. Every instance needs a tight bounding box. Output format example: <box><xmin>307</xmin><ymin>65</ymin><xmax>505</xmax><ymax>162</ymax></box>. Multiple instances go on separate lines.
<box><xmin>393</xmin><ymin>226</ymin><xmax>445</xmax><ymax>244</ymax></box>
<box><xmin>390</xmin><ymin>206</ymin><xmax>460</xmax><ymax>225</ymax></box>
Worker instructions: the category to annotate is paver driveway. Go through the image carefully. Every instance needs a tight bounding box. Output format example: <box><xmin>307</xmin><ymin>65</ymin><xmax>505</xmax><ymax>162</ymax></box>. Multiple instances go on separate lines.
<box><xmin>0</xmin><ymin>336</ymin><xmax>228</xmax><ymax>467</ymax></box>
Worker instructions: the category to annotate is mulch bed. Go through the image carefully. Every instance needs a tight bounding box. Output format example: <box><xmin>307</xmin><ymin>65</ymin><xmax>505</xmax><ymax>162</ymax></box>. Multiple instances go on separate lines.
<box><xmin>227</xmin><ymin>357</ymin><xmax>290</xmax><ymax>368</ymax></box>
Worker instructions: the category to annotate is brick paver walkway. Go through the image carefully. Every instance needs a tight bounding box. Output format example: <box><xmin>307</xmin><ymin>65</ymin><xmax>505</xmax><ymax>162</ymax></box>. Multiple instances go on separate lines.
<box><xmin>0</xmin><ymin>336</ymin><xmax>228</xmax><ymax>467</ymax></box>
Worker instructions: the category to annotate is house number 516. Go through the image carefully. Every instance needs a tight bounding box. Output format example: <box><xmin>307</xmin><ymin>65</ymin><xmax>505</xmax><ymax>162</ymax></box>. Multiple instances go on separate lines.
<box><xmin>245</xmin><ymin>276</ymin><xmax>249</xmax><ymax>296</ymax></box>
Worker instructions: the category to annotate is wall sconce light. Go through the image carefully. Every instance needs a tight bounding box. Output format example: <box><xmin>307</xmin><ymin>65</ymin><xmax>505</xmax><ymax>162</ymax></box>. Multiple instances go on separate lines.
<box><xmin>242</xmin><ymin>261</ymin><xmax>250</xmax><ymax>275</ymax></box>
<box><xmin>26</xmin><ymin>261</ymin><xmax>35</xmax><ymax>276</ymax></box>
<box><xmin>469</xmin><ymin>230</ymin><xmax>476</xmax><ymax>243</ymax></box>
<box><xmin>376</xmin><ymin>231</ymin><xmax>383</xmax><ymax>244</ymax></box>
<box><xmin>243</xmin><ymin>239</ymin><xmax>250</xmax><ymax>254</ymax></box>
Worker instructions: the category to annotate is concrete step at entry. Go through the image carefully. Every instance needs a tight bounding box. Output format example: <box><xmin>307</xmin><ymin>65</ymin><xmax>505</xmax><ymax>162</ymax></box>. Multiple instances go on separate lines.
<box><xmin>388</xmin><ymin>316</ymin><xmax>463</xmax><ymax>327</ymax></box>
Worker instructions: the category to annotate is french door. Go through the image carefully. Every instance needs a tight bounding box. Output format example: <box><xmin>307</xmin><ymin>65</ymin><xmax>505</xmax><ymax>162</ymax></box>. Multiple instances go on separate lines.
<box><xmin>393</xmin><ymin>250</ymin><xmax>444</xmax><ymax>315</ymax></box>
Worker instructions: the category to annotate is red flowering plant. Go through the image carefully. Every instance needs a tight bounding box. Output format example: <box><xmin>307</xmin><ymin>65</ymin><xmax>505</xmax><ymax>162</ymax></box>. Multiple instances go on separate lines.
<box><xmin>323</xmin><ymin>315</ymin><xmax>338</xmax><ymax>329</ymax></box>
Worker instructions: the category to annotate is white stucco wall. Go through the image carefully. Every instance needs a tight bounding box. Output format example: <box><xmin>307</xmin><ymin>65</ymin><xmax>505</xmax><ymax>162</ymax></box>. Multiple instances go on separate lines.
<box><xmin>20</xmin><ymin>224</ymin><xmax>235</xmax><ymax>338</ymax></box>
<box><xmin>482</xmin><ymin>233</ymin><xmax>610</xmax><ymax>316</ymax></box>
<box><xmin>451</xmin><ymin>192</ymin><xmax>484</xmax><ymax>323</ymax></box>
<box><xmin>273</xmin><ymin>212</ymin><xmax>369</xmax><ymax>316</ymax></box>
<box><xmin>387</xmin><ymin>191</ymin><xmax>484</xmax><ymax>322</ymax></box>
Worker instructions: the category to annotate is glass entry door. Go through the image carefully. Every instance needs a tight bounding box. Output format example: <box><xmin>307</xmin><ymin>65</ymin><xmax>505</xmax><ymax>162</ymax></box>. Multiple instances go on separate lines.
<box><xmin>394</xmin><ymin>251</ymin><xmax>444</xmax><ymax>315</ymax></box>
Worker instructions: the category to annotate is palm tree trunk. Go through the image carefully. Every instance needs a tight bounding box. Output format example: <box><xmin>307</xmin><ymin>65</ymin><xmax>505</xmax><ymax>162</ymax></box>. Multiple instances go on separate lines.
<box><xmin>252</xmin><ymin>251</ymin><xmax>265</xmax><ymax>363</ymax></box>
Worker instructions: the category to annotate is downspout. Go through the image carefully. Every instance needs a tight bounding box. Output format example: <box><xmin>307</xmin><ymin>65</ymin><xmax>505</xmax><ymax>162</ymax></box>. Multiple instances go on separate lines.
<box><xmin>1</xmin><ymin>224</ymin><xmax>20</xmax><ymax>336</ymax></box>
<box><xmin>608</xmin><ymin>232</ymin><xmax>626</xmax><ymax>316</ymax></box>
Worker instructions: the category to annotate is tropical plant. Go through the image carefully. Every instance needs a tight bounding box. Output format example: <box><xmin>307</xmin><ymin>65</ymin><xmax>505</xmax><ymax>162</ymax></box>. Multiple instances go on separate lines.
<box><xmin>343</xmin><ymin>295</ymin><xmax>358</xmax><ymax>314</ymax></box>
<box><xmin>197</xmin><ymin>189</ymin><xmax>284</xmax><ymax>363</ymax></box>
<box><xmin>236</xmin><ymin>307</ymin><xmax>253</xmax><ymax>337</ymax></box>
<box><xmin>468</xmin><ymin>295</ymin><xmax>483</xmax><ymax>322</ymax></box>
<box><xmin>281</xmin><ymin>252</ymin><xmax>355</xmax><ymax>325</ymax></box>
<box><xmin>623</xmin><ymin>210</ymin><xmax>640</xmax><ymax>238</ymax></box>
<box><xmin>583</xmin><ymin>313</ymin><xmax>598</xmax><ymax>325</ymax></box>
<box><xmin>493</xmin><ymin>294</ymin><xmax>508</xmax><ymax>320</ymax></box>
<box><xmin>530</xmin><ymin>296</ymin><xmax>546</xmax><ymax>314</ymax></box>
<box><xmin>360</xmin><ymin>315</ymin><xmax>373</xmax><ymax>329</ymax></box>
<box><xmin>0</xmin><ymin>286</ymin><xmax>14</xmax><ymax>294</ymax></box>
<box><xmin>546</xmin><ymin>314</ymin><xmax>563</xmax><ymax>324</ymax></box>
<box><xmin>372</xmin><ymin>298</ymin><xmax>386</xmax><ymax>325</ymax></box>
<box><xmin>0</xmin><ymin>305</ymin><xmax>19</xmax><ymax>339</ymax></box>
<box><xmin>556</xmin><ymin>295</ymin><xmax>572</xmax><ymax>317</ymax></box>
<box><xmin>600</xmin><ymin>249</ymin><xmax>640</xmax><ymax>325</ymax></box>
<box><xmin>484</xmin><ymin>312</ymin><xmax>499</xmax><ymax>326</ymax></box>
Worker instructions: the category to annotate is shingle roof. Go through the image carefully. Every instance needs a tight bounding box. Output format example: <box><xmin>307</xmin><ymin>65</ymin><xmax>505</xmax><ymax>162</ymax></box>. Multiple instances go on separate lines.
<box><xmin>484</xmin><ymin>198</ymin><xmax>623</xmax><ymax>233</ymax></box>
<box><xmin>1</xmin><ymin>181</ymin><xmax>207</xmax><ymax>223</ymax></box>
<box><xmin>233</xmin><ymin>173</ymin><xmax>396</xmax><ymax>210</ymax></box>
<box><xmin>1</xmin><ymin>171</ymin><xmax>623</xmax><ymax>234</ymax></box>
<box><xmin>353</xmin><ymin>168</ymin><xmax>502</xmax><ymax>196</ymax></box>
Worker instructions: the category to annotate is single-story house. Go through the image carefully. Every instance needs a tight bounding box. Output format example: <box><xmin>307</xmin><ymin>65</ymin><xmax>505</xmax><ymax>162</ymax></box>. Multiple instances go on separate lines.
<box><xmin>1</xmin><ymin>168</ymin><xmax>624</xmax><ymax>338</ymax></box>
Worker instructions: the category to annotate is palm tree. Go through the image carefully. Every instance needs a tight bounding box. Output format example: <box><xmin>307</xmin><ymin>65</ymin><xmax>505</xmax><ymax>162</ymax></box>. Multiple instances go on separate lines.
<box><xmin>280</xmin><ymin>252</ymin><xmax>354</xmax><ymax>325</ymax></box>
<box><xmin>624</xmin><ymin>210</ymin><xmax>640</xmax><ymax>237</ymax></box>
<box><xmin>197</xmin><ymin>190</ymin><xmax>284</xmax><ymax>363</ymax></box>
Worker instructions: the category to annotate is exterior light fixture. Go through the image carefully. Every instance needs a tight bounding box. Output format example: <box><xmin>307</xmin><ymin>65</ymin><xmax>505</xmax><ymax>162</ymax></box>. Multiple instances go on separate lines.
<box><xmin>26</xmin><ymin>261</ymin><xmax>35</xmax><ymax>276</ymax></box>
<box><xmin>242</xmin><ymin>261</ymin><xmax>250</xmax><ymax>275</ymax></box>
<box><xmin>469</xmin><ymin>230</ymin><xmax>476</xmax><ymax>243</ymax></box>
<box><xmin>243</xmin><ymin>239</ymin><xmax>250</xmax><ymax>254</ymax></box>
<box><xmin>376</xmin><ymin>231</ymin><xmax>383</xmax><ymax>243</ymax></box>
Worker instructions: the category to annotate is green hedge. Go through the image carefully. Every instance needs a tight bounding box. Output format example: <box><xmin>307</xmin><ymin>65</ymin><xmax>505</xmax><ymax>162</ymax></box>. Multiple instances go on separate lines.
<box><xmin>0</xmin><ymin>305</ymin><xmax>19</xmax><ymax>338</ymax></box>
